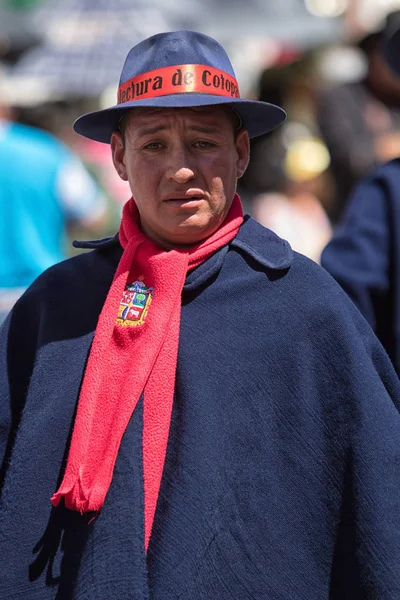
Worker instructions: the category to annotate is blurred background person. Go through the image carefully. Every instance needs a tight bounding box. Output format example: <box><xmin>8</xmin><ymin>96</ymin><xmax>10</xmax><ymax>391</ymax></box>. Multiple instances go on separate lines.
<box><xmin>251</xmin><ymin>135</ymin><xmax>332</xmax><ymax>263</ymax></box>
<box><xmin>0</xmin><ymin>73</ymin><xmax>109</xmax><ymax>322</ymax></box>
<box><xmin>317</xmin><ymin>9</ymin><xmax>400</xmax><ymax>223</ymax></box>
<box><xmin>321</xmin><ymin>20</ymin><xmax>400</xmax><ymax>376</ymax></box>
<box><xmin>237</xmin><ymin>44</ymin><xmax>333</xmax><ymax>261</ymax></box>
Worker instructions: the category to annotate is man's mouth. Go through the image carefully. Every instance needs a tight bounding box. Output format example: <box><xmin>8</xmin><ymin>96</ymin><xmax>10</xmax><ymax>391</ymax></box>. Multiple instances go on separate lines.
<box><xmin>163</xmin><ymin>191</ymin><xmax>205</xmax><ymax>205</ymax></box>
<box><xmin>165</xmin><ymin>197</ymin><xmax>202</xmax><ymax>202</ymax></box>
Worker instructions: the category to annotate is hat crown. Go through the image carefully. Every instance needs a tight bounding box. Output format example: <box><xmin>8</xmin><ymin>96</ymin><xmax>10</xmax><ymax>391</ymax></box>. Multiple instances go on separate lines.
<box><xmin>119</xmin><ymin>30</ymin><xmax>236</xmax><ymax>85</ymax></box>
<box><xmin>73</xmin><ymin>29</ymin><xmax>286</xmax><ymax>143</ymax></box>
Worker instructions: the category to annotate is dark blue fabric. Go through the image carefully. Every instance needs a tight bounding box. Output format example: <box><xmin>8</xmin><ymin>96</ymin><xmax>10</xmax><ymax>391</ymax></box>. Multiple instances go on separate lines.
<box><xmin>385</xmin><ymin>26</ymin><xmax>400</xmax><ymax>77</ymax></box>
<box><xmin>321</xmin><ymin>158</ymin><xmax>400</xmax><ymax>375</ymax></box>
<box><xmin>1</xmin><ymin>217</ymin><xmax>400</xmax><ymax>599</ymax></box>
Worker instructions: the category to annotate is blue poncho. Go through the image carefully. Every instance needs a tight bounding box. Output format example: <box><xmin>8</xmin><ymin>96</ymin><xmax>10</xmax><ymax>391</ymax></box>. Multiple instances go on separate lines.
<box><xmin>1</xmin><ymin>217</ymin><xmax>400</xmax><ymax>599</ymax></box>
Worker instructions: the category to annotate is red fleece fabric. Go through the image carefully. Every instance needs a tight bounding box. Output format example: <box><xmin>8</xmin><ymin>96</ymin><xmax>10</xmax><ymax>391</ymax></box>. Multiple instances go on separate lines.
<box><xmin>51</xmin><ymin>194</ymin><xmax>243</xmax><ymax>550</ymax></box>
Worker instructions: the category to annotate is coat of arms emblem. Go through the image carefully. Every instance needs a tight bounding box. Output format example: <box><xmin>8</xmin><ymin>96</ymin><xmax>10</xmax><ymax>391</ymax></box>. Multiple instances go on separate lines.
<box><xmin>116</xmin><ymin>279</ymin><xmax>153</xmax><ymax>326</ymax></box>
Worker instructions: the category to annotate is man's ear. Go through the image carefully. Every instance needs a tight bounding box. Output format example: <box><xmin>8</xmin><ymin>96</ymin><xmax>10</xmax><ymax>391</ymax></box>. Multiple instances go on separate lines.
<box><xmin>110</xmin><ymin>131</ymin><xmax>128</xmax><ymax>181</ymax></box>
<box><xmin>235</xmin><ymin>129</ymin><xmax>250</xmax><ymax>179</ymax></box>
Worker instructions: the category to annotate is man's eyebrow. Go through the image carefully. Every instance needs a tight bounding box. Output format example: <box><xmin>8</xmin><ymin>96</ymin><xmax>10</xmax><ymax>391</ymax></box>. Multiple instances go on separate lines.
<box><xmin>137</xmin><ymin>124</ymin><xmax>168</xmax><ymax>137</ymax></box>
<box><xmin>136</xmin><ymin>123</ymin><xmax>222</xmax><ymax>137</ymax></box>
<box><xmin>187</xmin><ymin>125</ymin><xmax>221</xmax><ymax>134</ymax></box>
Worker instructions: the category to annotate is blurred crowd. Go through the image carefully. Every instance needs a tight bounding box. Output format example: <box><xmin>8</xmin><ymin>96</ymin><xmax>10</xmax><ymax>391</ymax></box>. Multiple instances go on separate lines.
<box><xmin>2</xmin><ymin>0</ymin><xmax>400</xmax><ymax>310</ymax></box>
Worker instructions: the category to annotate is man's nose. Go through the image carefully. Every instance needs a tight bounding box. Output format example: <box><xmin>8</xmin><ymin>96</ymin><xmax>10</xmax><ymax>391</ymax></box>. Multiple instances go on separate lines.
<box><xmin>167</xmin><ymin>147</ymin><xmax>196</xmax><ymax>183</ymax></box>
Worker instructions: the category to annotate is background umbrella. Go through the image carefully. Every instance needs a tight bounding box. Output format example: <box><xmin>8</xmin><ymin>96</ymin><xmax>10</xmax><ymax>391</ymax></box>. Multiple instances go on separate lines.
<box><xmin>7</xmin><ymin>0</ymin><xmax>185</xmax><ymax>99</ymax></box>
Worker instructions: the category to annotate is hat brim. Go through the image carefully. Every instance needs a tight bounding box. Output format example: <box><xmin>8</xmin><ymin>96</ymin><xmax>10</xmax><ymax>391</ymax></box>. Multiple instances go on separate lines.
<box><xmin>73</xmin><ymin>94</ymin><xmax>286</xmax><ymax>142</ymax></box>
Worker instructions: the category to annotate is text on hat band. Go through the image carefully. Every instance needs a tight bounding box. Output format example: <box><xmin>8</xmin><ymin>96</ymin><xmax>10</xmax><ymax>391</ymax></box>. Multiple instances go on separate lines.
<box><xmin>117</xmin><ymin>64</ymin><xmax>240</xmax><ymax>104</ymax></box>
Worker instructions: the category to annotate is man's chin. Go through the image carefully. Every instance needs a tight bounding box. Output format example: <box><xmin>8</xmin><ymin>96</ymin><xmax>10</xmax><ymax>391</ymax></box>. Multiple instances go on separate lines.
<box><xmin>164</xmin><ymin>221</ymin><xmax>219</xmax><ymax>248</ymax></box>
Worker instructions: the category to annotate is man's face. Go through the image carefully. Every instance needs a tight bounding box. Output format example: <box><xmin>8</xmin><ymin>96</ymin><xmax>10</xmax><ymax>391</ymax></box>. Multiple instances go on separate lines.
<box><xmin>111</xmin><ymin>106</ymin><xmax>249</xmax><ymax>248</ymax></box>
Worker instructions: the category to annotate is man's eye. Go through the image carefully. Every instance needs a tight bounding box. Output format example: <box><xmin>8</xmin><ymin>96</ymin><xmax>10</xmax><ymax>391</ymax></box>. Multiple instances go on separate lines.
<box><xmin>194</xmin><ymin>141</ymin><xmax>215</xmax><ymax>149</ymax></box>
<box><xmin>144</xmin><ymin>142</ymin><xmax>163</xmax><ymax>150</ymax></box>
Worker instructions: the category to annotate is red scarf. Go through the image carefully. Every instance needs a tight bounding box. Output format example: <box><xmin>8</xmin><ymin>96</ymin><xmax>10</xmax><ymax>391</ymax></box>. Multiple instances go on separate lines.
<box><xmin>51</xmin><ymin>194</ymin><xmax>243</xmax><ymax>550</ymax></box>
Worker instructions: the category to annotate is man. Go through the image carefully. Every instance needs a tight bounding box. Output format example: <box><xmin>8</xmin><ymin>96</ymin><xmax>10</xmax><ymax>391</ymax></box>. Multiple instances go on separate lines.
<box><xmin>322</xmin><ymin>22</ymin><xmax>400</xmax><ymax>377</ymax></box>
<box><xmin>0</xmin><ymin>87</ymin><xmax>108</xmax><ymax>322</ymax></box>
<box><xmin>317</xmin><ymin>10</ymin><xmax>400</xmax><ymax>223</ymax></box>
<box><xmin>1</xmin><ymin>30</ymin><xmax>400</xmax><ymax>600</ymax></box>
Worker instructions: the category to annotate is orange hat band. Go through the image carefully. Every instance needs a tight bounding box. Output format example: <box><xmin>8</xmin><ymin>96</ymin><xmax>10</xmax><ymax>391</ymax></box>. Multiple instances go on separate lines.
<box><xmin>117</xmin><ymin>64</ymin><xmax>240</xmax><ymax>104</ymax></box>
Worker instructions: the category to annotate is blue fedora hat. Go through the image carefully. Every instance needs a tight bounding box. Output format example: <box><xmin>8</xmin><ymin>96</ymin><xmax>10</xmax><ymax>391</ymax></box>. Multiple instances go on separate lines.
<box><xmin>74</xmin><ymin>30</ymin><xmax>286</xmax><ymax>143</ymax></box>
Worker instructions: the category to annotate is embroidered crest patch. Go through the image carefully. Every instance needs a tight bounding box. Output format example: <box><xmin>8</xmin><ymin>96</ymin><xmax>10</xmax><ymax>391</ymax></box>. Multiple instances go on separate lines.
<box><xmin>116</xmin><ymin>279</ymin><xmax>153</xmax><ymax>326</ymax></box>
